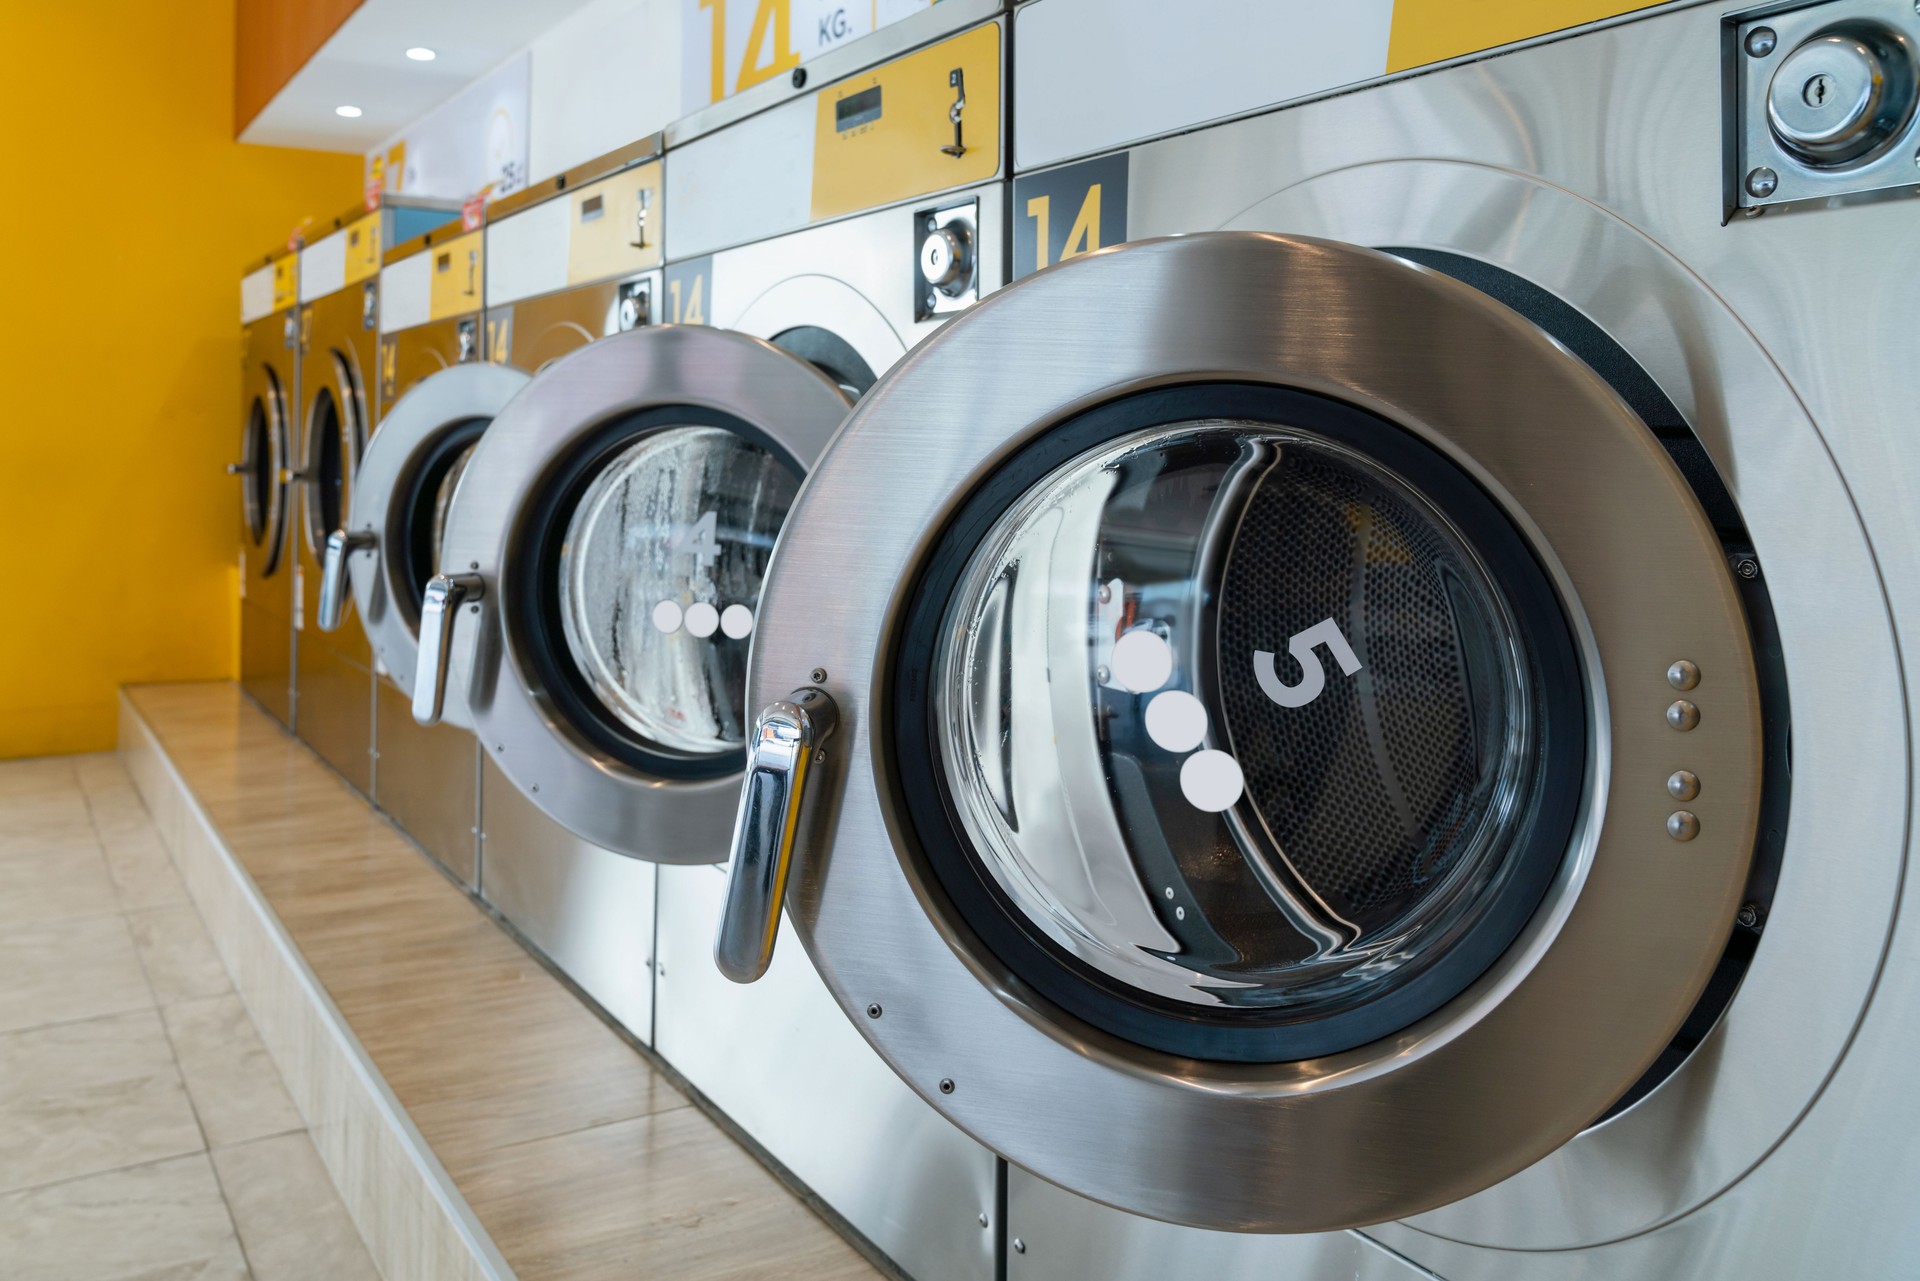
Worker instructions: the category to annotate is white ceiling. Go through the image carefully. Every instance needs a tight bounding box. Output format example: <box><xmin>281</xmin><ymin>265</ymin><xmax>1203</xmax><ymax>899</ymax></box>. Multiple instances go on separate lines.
<box><xmin>240</xmin><ymin>0</ymin><xmax>599</xmax><ymax>151</ymax></box>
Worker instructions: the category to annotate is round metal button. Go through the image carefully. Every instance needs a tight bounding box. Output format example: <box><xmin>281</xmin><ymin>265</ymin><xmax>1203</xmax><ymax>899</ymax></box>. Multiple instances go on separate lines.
<box><xmin>1667</xmin><ymin>700</ymin><xmax>1700</xmax><ymax>731</ymax></box>
<box><xmin>1668</xmin><ymin>811</ymin><xmax>1701</xmax><ymax>842</ymax></box>
<box><xmin>1767</xmin><ymin>31</ymin><xmax>1917</xmax><ymax>165</ymax></box>
<box><xmin>1667</xmin><ymin>659</ymin><xmax>1700</xmax><ymax>691</ymax></box>
<box><xmin>1668</xmin><ymin>770</ymin><xmax>1701</xmax><ymax>802</ymax></box>
<box><xmin>919</xmin><ymin>225</ymin><xmax>973</xmax><ymax>294</ymax></box>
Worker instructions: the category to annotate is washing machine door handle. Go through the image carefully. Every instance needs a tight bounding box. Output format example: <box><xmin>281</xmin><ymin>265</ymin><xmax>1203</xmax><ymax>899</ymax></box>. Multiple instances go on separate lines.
<box><xmin>317</xmin><ymin>530</ymin><xmax>375</xmax><ymax>632</ymax></box>
<box><xmin>412</xmin><ymin>572</ymin><xmax>484</xmax><ymax>726</ymax></box>
<box><xmin>715</xmin><ymin>688</ymin><xmax>838</xmax><ymax>983</ymax></box>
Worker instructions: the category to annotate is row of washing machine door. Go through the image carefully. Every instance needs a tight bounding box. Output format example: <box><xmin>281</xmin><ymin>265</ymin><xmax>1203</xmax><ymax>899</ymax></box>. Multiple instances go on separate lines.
<box><xmin>298</xmin><ymin>2</ymin><xmax>1916</xmax><ymax>1274</ymax></box>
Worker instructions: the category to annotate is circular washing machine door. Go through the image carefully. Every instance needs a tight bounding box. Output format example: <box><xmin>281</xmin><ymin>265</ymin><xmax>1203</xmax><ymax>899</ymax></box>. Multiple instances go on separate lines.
<box><xmin>300</xmin><ymin>352</ymin><xmax>369</xmax><ymax>572</ymax></box>
<box><xmin>420</xmin><ymin>325</ymin><xmax>852</xmax><ymax>861</ymax></box>
<box><xmin>726</xmin><ymin>233</ymin><xmax>1769</xmax><ymax>1232</ymax></box>
<box><xmin>235</xmin><ymin>361</ymin><xmax>290</xmax><ymax>576</ymax></box>
<box><xmin>324</xmin><ymin>363</ymin><xmax>531</xmax><ymax>729</ymax></box>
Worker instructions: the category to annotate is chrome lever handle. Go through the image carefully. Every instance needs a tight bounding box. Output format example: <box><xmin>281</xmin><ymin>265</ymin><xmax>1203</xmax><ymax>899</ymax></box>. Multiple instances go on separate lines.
<box><xmin>317</xmin><ymin>530</ymin><xmax>375</xmax><ymax>632</ymax></box>
<box><xmin>715</xmin><ymin>688</ymin><xmax>838</xmax><ymax>983</ymax></box>
<box><xmin>225</xmin><ymin>462</ymin><xmax>248</xmax><ymax>476</ymax></box>
<box><xmin>412</xmin><ymin>573</ymin><xmax>484</xmax><ymax>726</ymax></box>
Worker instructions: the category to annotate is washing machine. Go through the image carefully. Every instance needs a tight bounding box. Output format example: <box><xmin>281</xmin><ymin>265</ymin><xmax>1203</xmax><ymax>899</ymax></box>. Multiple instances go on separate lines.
<box><xmin>407</xmin><ymin>7</ymin><xmax>1011</xmax><ymax>1275</ymax></box>
<box><xmin>723</xmin><ymin>1</ymin><xmax>1920</xmax><ymax>1278</ymax></box>
<box><xmin>234</xmin><ymin>247</ymin><xmax>301</xmax><ymax>729</ymax></box>
<box><xmin>463</xmin><ymin>133</ymin><xmax>666</xmax><ymax>1041</ymax></box>
<box><xmin>293</xmin><ymin>196</ymin><xmax>452</xmax><ymax>795</ymax></box>
<box><xmin>338</xmin><ymin>213</ymin><xmax>496</xmax><ymax>886</ymax></box>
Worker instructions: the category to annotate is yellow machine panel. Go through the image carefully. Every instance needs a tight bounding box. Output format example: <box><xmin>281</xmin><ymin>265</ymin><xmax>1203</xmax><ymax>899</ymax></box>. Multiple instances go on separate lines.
<box><xmin>272</xmin><ymin>255</ymin><xmax>297</xmax><ymax>312</ymax></box>
<box><xmin>1386</xmin><ymin>0</ymin><xmax>1659</xmax><ymax>71</ymax></box>
<box><xmin>811</xmin><ymin>23</ymin><xmax>1000</xmax><ymax>221</ymax></box>
<box><xmin>567</xmin><ymin>160</ymin><xmax>664</xmax><ymax>285</ymax></box>
<box><xmin>428</xmin><ymin>230</ymin><xmax>484</xmax><ymax>320</ymax></box>
<box><xmin>344</xmin><ymin>213</ymin><xmax>382</xmax><ymax>286</ymax></box>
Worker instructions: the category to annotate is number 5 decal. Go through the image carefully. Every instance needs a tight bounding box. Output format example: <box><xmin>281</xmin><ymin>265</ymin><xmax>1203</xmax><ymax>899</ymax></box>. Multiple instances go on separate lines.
<box><xmin>1254</xmin><ymin>619</ymin><xmax>1362</xmax><ymax>709</ymax></box>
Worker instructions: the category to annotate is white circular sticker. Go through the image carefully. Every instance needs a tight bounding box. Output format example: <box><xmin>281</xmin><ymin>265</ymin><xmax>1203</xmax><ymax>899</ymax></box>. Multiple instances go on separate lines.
<box><xmin>1144</xmin><ymin>690</ymin><xmax>1209</xmax><ymax>753</ymax></box>
<box><xmin>651</xmin><ymin>600</ymin><xmax>684</xmax><ymax>634</ymax></box>
<box><xmin>720</xmin><ymin>603</ymin><xmax>755</xmax><ymax>639</ymax></box>
<box><xmin>684</xmin><ymin>601</ymin><xmax>720</xmax><ymax>638</ymax></box>
<box><xmin>1110</xmin><ymin>628</ymin><xmax>1173</xmax><ymax>693</ymax></box>
<box><xmin>1179</xmin><ymin>750</ymin><xmax>1245</xmax><ymax>812</ymax></box>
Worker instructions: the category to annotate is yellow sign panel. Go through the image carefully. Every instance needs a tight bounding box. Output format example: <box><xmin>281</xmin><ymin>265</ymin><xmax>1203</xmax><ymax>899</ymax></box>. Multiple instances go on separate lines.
<box><xmin>567</xmin><ymin>160</ymin><xmax>664</xmax><ymax>286</ymax></box>
<box><xmin>271</xmin><ymin>257</ymin><xmax>297</xmax><ymax>312</ymax></box>
<box><xmin>428</xmin><ymin>230</ymin><xmax>484</xmax><ymax>321</ymax></box>
<box><xmin>811</xmin><ymin>23</ymin><xmax>1000</xmax><ymax>222</ymax></box>
<box><xmin>343</xmin><ymin>214</ymin><xmax>382</xmax><ymax>286</ymax></box>
<box><xmin>1387</xmin><ymin>1</ymin><xmax>1658</xmax><ymax>72</ymax></box>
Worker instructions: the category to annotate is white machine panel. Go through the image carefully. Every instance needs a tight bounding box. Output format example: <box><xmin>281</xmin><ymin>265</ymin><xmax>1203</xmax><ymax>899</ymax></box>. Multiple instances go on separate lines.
<box><xmin>298</xmin><ymin>228</ymin><xmax>349</xmax><ymax>303</ymax></box>
<box><xmin>664</xmin><ymin>99</ymin><xmax>816</xmax><ymax>260</ymax></box>
<box><xmin>240</xmin><ymin>264</ymin><xmax>277</xmax><ymax>324</ymax></box>
<box><xmin>484</xmin><ymin>196</ymin><xmax>573</xmax><ymax>307</ymax></box>
<box><xmin>656</xmin><ymin>863</ymin><xmax>997</xmax><ymax>1281</ymax></box>
<box><xmin>378</xmin><ymin>252</ymin><xmax>432</xmax><ymax>333</ymax></box>
<box><xmin>1013</xmin><ymin>0</ymin><xmax>1393</xmax><ymax>171</ymax></box>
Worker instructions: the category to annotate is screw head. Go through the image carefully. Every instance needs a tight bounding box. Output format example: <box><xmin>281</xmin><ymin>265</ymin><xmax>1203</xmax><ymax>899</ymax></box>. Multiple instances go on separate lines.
<box><xmin>1013</xmin><ymin>1238</ymin><xmax>1026</xmax><ymax>1254</ymax></box>
<box><xmin>1667</xmin><ymin>700</ymin><xmax>1701</xmax><ymax>732</ymax></box>
<box><xmin>1737</xmin><ymin>902</ymin><xmax>1763</xmax><ymax>929</ymax></box>
<box><xmin>1667</xmin><ymin>660</ymin><xmax>1700</xmax><ymax>691</ymax></box>
<box><xmin>1667</xmin><ymin>770</ymin><xmax>1701</xmax><ymax>802</ymax></box>
<box><xmin>1667</xmin><ymin>810</ymin><xmax>1701</xmax><ymax>841</ymax></box>
<box><xmin>809</xmin><ymin>667</ymin><xmax>828</xmax><ymax>684</ymax></box>
<box><xmin>1745</xmin><ymin>167</ymin><xmax>1779</xmax><ymax>199</ymax></box>
<box><xmin>938</xmin><ymin>1077</ymin><xmax>955</xmax><ymax>1094</ymax></box>
<box><xmin>866</xmin><ymin>1003</ymin><xmax>882</xmax><ymax>1019</ymax></box>
<box><xmin>790</xmin><ymin>67</ymin><xmax>807</xmax><ymax>89</ymax></box>
<box><xmin>1734</xmin><ymin>557</ymin><xmax>1760</xmax><ymax>580</ymax></box>
<box><xmin>530</xmin><ymin>783</ymin><xmax>539</xmax><ymax>793</ymax></box>
<box><xmin>1745</xmin><ymin>26</ymin><xmax>1777</xmax><ymax>58</ymax></box>
<box><xmin>978</xmin><ymin>1213</ymin><xmax>989</xmax><ymax>1228</ymax></box>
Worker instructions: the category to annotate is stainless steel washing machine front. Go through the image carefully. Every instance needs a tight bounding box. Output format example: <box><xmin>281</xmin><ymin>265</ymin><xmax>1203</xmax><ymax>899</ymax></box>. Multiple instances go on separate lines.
<box><xmin>235</xmin><ymin>250</ymin><xmax>300</xmax><ymax>730</ymax></box>
<box><xmin>724</xmin><ymin>0</ymin><xmax>1913</xmax><ymax>1268</ymax></box>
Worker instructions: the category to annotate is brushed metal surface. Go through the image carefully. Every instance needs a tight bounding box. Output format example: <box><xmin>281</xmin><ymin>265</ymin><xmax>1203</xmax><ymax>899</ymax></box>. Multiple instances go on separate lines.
<box><xmin>709</xmin><ymin>185</ymin><xmax>1007</xmax><ymax>370</ymax></box>
<box><xmin>747</xmin><ymin>232</ymin><xmax>1764</xmax><ymax>1232</ymax></box>
<box><xmin>1006</xmin><ymin>1170</ymin><xmax>1439</xmax><ymax>1281</ymax></box>
<box><xmin>656</xmin><ymin>862</ymin><xmax>998</xmax><ymax>1281</ymax></box>
<box><xmin>480</xmin><ymin>754</ymin><xmax>655</xmax><ymax>1041</ymax></box>
<box><xmin>498</xmin><ymin>273</ymin><xmax>660</xmax><ymax>372</ymax></box>
<box><xmin>1092</xmin><ymin>1</ymin><xmax>1908</xmax><ymax>1252</ymax></box>
<box><xmin>292</xmin><ymin>640</ymin><xmax>374</xmax><ymax>796</ymax></box>
<box><xmin>239</xmin><ymin>314</ymin><xmax>296</xmax><ymax>729</ymax></box>
<box><xmin>439</xmin><ymin>326</ymin><xmax>852</xmax><ymax>862</ymax></box>
<box><xmin>346</xmin><ymin>362</ymin><xmax>531</xmax><ymax>729</ymax></box>
<box><xmin>374</xmin><ymin>677</ymin><xmax>479</xmax><ymax>887</ymax></box>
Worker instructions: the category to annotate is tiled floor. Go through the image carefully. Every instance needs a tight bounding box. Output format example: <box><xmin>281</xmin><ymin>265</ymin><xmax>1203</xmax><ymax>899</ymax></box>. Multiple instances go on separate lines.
<box><xmin>0</xmin><ymin>753</ymin><xmax>377</xmax><ymax>1281</ymax></box>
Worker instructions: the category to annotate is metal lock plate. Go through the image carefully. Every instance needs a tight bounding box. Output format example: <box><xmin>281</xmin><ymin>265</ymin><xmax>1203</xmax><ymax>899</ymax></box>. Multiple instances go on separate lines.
<box><xmin>914</xmin><ymin>199</ymin><xmax>979</xmax><ymax>321</ymax></box>
<box><xmin>616</xmin><ymin>280</ymin><xmax>651</xmax><ymax>332</ymax></box>
<box><xmin>1729</xmin><ymin>0</ymin><xmax>1920</xmax><ymax>215</ymax></box>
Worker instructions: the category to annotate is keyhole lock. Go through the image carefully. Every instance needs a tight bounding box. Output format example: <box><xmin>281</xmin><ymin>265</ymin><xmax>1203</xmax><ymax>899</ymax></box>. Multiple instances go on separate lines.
<box><xmin>1803</xmin><ymin>73</ymin><xmax>1834</xmax><ymax>108</ymax></box>
<box><xmin>1764</xmin><ymin>26</ymin><xmax>1919</xmax><ymax>168</ymax></box>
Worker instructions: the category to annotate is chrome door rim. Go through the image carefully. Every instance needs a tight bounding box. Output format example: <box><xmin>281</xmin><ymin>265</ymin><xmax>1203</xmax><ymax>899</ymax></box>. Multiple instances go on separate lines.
<box><xmin>748</xmin><ymin>233</ymin><xmax>1765</xmax><ymax>1231</ymax></box>
<box><xmin>243</xmin><ymin>354</ymin><xmax>290</xmax><ymax>576</ymax></box>
<box><xmin>439</xmin><ymin>325</ymin><xmax>852</xmax><ymax>862</ymax></box>
<box><xmin>1224</xmin><ymin>158</ymin><xmax>1904</xmax><ymax>1248</ymax></box>
<box><xmin>347</xmin><ymin>362</ymin><xmax>530</xmax><ymax>727</ymax></box>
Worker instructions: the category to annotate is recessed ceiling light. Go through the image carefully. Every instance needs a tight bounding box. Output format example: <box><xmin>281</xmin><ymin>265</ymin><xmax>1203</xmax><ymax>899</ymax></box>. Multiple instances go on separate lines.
<box><xmin>406</xmin><ymin>47</ymin><xmax>436</xmax><ymax>61</ymax></box>
<box><xmin>335</xmin><ymin>105</ymin><xmax>363</xmax><ymax>118</ymax></box>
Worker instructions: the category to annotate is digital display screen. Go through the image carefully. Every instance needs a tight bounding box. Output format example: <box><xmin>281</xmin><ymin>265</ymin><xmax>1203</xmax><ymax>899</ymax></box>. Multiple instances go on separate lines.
<box><xmin>580</xmin><ymin>194</ymin><xmax>604</xmax><ymax>222</ymax></box>
<box><xmin>835</xmin><ymin>86</ymin><xmax>883</xmax><ymax>132</ymax></box>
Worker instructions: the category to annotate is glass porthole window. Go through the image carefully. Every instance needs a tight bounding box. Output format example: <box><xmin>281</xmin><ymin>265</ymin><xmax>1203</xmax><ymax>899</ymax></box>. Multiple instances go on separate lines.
<box><xmin>550</xmin><ymin>423</ymin><xmax>801</xmax><ymax>760</ymax></box>
<box><xmin>900</xmin><ymin>387</ymin><xmax>1586</xmax><ymax>1062</ymax></box>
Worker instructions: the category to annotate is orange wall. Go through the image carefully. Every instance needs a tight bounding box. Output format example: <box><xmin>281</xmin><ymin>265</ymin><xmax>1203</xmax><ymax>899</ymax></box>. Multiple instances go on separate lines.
<box><xmin>235</xmin><ymin>0</ymin><xmax>364</xmax><ymax>136</ymax></box>
<box><xmin>0</xmin><ymin>2</ymin><xmax>361</xmax><ymax>758</ymax></box>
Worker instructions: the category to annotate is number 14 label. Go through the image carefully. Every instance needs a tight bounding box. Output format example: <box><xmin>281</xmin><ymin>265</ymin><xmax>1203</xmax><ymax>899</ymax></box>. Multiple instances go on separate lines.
<box><xmin>1012</xmin><ymin>152</ymin><xmax>1130</xmax><ymax>280</ymax></box>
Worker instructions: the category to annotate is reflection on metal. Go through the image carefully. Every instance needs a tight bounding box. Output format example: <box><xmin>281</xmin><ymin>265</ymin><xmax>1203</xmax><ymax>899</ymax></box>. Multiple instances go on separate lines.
<box><xmin>413</xmin><ymin>572</ymin><xmax>484</xmax><ymax>726</ymax></box>
<box><xmin>716</xmin><ymin>689</ymin><xmax>837</xmax><ymax>983</ymax></box>
<box><xmin>318</xmin><ymin>530</ymin><xmax>374</xmax><ymax>632</ymax></box>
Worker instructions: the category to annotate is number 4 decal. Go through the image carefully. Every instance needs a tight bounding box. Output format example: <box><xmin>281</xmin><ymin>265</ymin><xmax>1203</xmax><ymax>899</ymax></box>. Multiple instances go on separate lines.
<box><xmin>1255</xmin><ymin>619</ymin><xmax>1363</xmax><ymax>709</ymax></box>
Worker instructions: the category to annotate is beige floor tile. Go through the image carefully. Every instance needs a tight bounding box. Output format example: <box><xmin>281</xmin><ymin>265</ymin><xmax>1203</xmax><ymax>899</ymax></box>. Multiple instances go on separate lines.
<box><xmin>0</xmin><ymin>755</ymin><xmax>79</xmax><ymax>799</ymax></box>
<box><xmin>129</xmin><ymin>904</ymin><xmax>231</xmax><ymax>1004</ymax></box>
<box><xmin>212</xmin><ymin>1132</ymin><xmax>378</xmax><ymax>1281</ymax></box>
<box><xmin>0</xmin><ymin>913</ymin><xmax>152</xmax><ymax>1035</ymax></box>
<box><xmin>0</xmin><ymin>1152</ymin><xmax>249</xmax><ymax>1281</ymax></box>
<box><xmin>0</xmin><ymin>1010</ymin><xmax>205</xmax><ymax>1194</ymax></box>
<box><xmin>97</xmin><ymin>823</ymin><xmax>190</xmax><ymax>912</ymax></box>
<box><xmin>162</xmin><ymin>995</ymin><xmax>302</xmax><ymax>1150</ymax></box>
<box><xmin>0</xmin><ymin>844</ymin><xmax>121</xmax><ymax>926</ymax></box>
